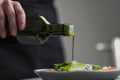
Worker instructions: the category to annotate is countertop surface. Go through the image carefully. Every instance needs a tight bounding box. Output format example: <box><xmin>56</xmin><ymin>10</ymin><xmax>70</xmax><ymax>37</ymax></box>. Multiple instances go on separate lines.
<box><xmin>22</xmin><ymin>75</ymin><xmax>120</xmax><ymax>80</ymax></box>
<box><xmin>22</xmin><ymin>77</ymin><xmax>120</xmax><ymax>80</ymax></box>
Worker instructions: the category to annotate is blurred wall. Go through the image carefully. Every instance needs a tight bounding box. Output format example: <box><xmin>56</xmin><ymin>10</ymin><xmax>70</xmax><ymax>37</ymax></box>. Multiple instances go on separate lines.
<box><xmin>55</xmin><ymin>0</ymin><xmax>120</xmax><ymax>66</ymax></box>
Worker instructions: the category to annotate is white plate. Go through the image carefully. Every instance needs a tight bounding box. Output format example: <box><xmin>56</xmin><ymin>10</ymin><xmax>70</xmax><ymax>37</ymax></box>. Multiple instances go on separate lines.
<box><xmin>34</xmin><ymin>69</ymin><xmax>120</xmax><ymax>80</ymax></box>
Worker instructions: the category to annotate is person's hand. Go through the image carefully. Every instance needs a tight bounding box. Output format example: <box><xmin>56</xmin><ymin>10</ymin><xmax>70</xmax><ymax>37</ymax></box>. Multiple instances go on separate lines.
<box><xmin>0</xmin><ymin>0</ymin><xmax>26</xmax><ymax>38</ymax></box>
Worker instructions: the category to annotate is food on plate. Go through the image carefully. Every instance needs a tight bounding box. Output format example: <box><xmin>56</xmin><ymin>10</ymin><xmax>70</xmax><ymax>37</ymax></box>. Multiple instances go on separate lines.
<box><xmin>52</xmin><ymin>61</ymin><xmax>116</xmax><ymax>72</ymax></box>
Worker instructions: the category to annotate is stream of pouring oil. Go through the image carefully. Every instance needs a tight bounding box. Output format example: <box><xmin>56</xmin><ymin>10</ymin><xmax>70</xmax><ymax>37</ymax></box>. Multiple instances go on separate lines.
<box><xmin>72</xmin><ymin>36</ymin><xmax>75</xmax><ymax>61</ymax></box>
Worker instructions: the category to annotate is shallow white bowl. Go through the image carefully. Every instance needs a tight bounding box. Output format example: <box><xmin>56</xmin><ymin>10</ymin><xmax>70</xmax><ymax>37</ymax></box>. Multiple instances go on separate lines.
<box><xmin>34</xmin><ymin>69</ymin><xmax>120</xmax><ymax>80</ymax></box>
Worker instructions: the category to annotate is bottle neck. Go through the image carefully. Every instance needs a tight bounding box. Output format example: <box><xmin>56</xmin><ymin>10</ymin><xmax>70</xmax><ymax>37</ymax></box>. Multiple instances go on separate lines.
<box><xmin>47</xmin><ymin>24</ymin><xmax>74</xmax><ymax>36</ymax></box>
<box><xmin>47</xmin><ymin>24</ymin><xmax>64</xmax><ymax>35</ymax></box>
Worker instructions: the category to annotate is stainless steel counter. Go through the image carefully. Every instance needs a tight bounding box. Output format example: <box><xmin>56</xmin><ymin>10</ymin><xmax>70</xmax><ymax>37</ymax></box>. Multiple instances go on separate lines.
<box><xmin>22</xmin><ymin>77</ymin><xmax>120</xmax><ymax>80</ymax></box>
<box><xmin>22</xmin><ymin>78</ymin><xmax>120</xmax><ymax>80</ymax></box>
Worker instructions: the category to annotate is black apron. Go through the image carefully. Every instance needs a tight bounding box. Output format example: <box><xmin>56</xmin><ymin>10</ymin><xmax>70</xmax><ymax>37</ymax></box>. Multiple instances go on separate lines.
<box><xmin>0</xmin><ymin>0</ymin><xmax>64</xmax><ymax>80</ymax></box>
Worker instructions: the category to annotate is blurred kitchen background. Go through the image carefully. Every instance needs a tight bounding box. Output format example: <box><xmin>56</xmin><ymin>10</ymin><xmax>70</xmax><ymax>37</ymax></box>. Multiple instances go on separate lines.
<box><xmin>55</xmin><ymin>0</ymin><xmax>120</xmax><ymax>66</ymax></box>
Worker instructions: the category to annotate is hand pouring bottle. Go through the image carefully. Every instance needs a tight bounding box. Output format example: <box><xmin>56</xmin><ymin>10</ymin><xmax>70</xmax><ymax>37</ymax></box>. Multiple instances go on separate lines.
<box><xmin>10</xmin><ymin>15</ymin><xmax>74</xmax><ymax>44</ymax></box>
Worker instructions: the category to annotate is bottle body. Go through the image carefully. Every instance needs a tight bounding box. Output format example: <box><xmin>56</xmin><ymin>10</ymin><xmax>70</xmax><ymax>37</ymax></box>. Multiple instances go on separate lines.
<box><xmin>8</xmin><ymin>15</ymin><xmax>74</xmax><ymax>44</ymax></box>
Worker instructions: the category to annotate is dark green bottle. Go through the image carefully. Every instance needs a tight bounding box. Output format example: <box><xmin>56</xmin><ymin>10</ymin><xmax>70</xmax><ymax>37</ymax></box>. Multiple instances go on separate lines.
<box><xmin>15</xmin><ymin>15</ymin><xmax>74</xmax><ymax>44</ymax></box>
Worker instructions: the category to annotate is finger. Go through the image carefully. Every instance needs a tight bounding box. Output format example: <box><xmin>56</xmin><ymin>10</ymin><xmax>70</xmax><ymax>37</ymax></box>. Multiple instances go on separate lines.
<box><xmin>0</xmin><ymin>5</ymin><xmax>6</xmax><ymax>38</ymax></box>
<box><xmin>3</xmin><ymin>0</ymin><xmax>17</xmax><ymax>36</ymax></box>
<box><xmin>13</xmin><ymin>1</ymin><xmax>26</xmax><ymax>31</ymax></box>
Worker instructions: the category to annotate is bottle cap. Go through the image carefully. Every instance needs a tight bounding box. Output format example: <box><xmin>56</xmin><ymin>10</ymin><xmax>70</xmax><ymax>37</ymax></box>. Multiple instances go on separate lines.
<box><xmin>69</xmin><ymin>25</ymin><xmax>74</xmax><ymax>36</ymax></box>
